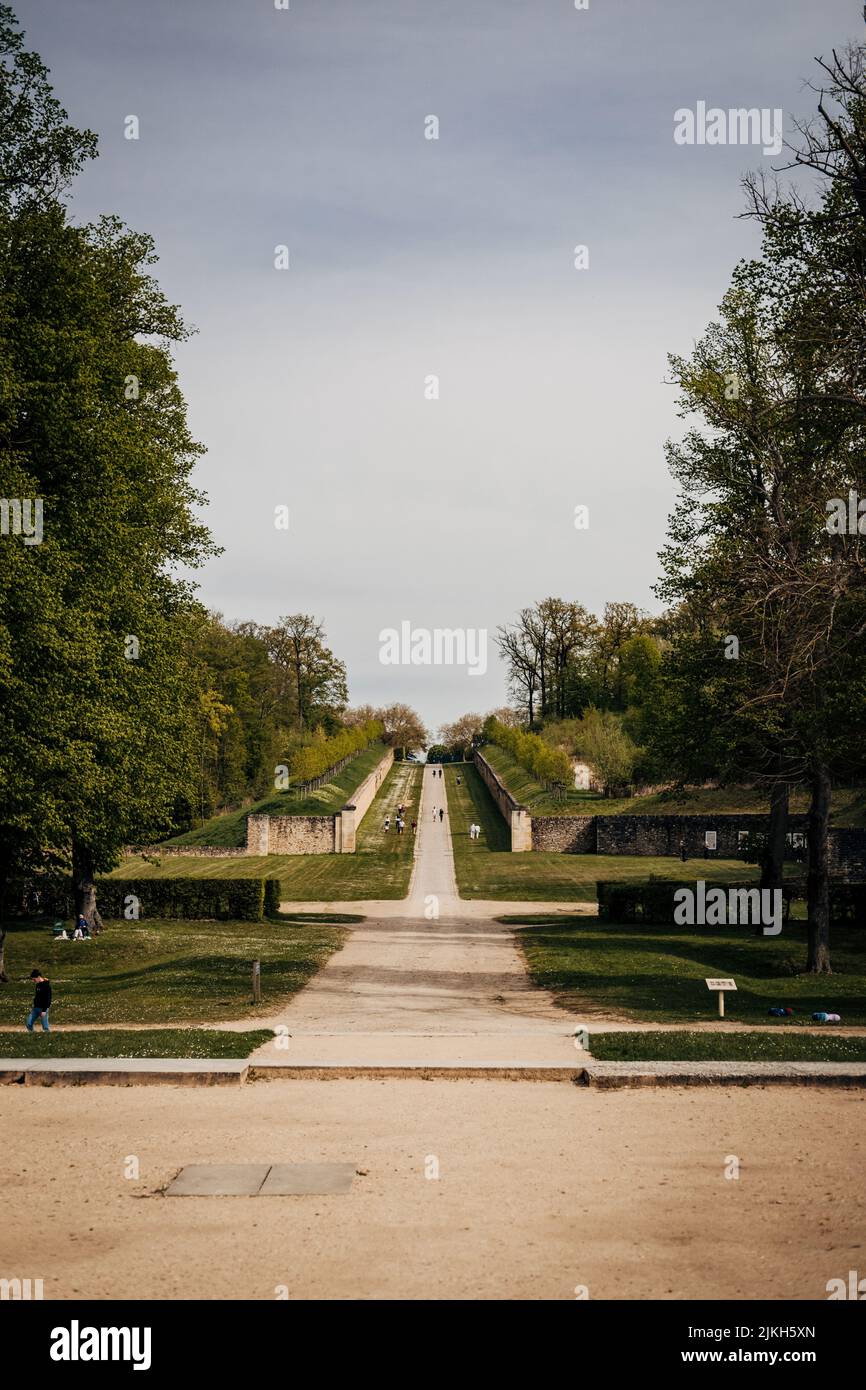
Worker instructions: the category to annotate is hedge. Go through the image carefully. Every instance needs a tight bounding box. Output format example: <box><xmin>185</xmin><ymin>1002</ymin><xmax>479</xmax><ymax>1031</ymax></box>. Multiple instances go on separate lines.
<box><xmin>826</xmin><ymin>883</ymin><xmax>866</xmax><ymax>926</ymax></box>
<box><xmin>596</xmin><ymin>880</ymin><xmax>798</xmax><ymax>926</ymax></box>
<box><xmin>95</xmin><ymin>877</ymin><xmax>282</xmax><ymax>922</ymax></box>
<box><xmin>289</xmin><ymin>719</ymin><xmax>383</xmax><ymax>787</ymax></box>
<box><xmin>483</xmin><ymin>717</ymin><xmax>573</xmax><ymax>791</ymax></box>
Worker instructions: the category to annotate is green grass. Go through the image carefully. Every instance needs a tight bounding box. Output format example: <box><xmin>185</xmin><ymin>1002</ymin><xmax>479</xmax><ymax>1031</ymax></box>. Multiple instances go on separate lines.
<box><xmin>114</xmin><ymin>764</ymin><xmax>422</xmax><ymax>901</ymax></box>
<box><xmin>515</xmin><ymin>916</ymin><xmax>866</xmax><ymax>1024</ymax></box>
<box><xmin>478</xmin><ymin>744</ymin><xmax>866</xmax><ymax>823</ymax></box>
<box><xmin>279</xmin><ymin>912</ymin><xmax>365</xmax><ymax>923</ymax></box>
<box><xmin>446</xmin><ymin>765</ymin><xmax>767</xmax><ymax>900</ymax></box>
<box><xmin>164</xmin><ymin>742</ymin><xmax>391</xmax><ymax>846</ymax></box>
<box><xmin>586</xmin><ymin>1031</ymin><xmax>866</xmax><ymax>1062</ymax></box>
<box><xmin>0</xmin><ymin>917</ymin><xmax>346</xmax><ymax>1025</ymax></box>
<box><xmin>0</xmin><ymin>1029</ymin><xmax>273</xmax><ymax>1059</ymax></box>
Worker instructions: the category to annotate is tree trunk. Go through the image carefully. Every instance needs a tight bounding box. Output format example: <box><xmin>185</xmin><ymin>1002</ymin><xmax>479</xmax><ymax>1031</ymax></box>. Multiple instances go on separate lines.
<box><xmin>0</xmin><ymin>858</ymin><xmax>8</xmax><ymax>983</ymax></box>
<box><xmin>72</xmin><ymin>839</ymin><xmax>105</xmax><ymax>935</ymax></box>
<box><xmin>761</xmin><ymin>780</ymin><xmax>788</xmax><ymax>894</ymax></box>
<box><xmin>805</xmin><ymin>759</ymin><xmax>832</xmax><ymax>973</ymax></box>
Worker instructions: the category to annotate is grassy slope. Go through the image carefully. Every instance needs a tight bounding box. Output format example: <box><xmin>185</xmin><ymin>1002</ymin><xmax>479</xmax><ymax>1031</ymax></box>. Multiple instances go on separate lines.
<box><xmin>165</xmin><ymin>741</ymin><xmax>391</xmax><ymax>847</ymax></box>
<box><xmin>480</xmin><ymin>743</ymin><xmax>866</xmax><ymax>823</ymax></box>
<box><xmin>587</xmin><ymin>1031</ymin><xmax>866</xmax><ymax>1062</ymax></box>
<box><xmin>516</xmin><ymin>916</ymin><xmax>866</xmax><ymax>1024</ymax></box>
<box><xmin>0</xmin><ymin>918</ymin><xmax>346</xmax><ymax>1025</ymax></box>
<box><xmin>0</xmin><ymin>1029</ymin><xmax>273</xmax><ymax>1058</ymax></box>
<box><xmin>113</xmin><ymin>763</ymin><xmax>422</xmax><ymax>901</ymax></box>
<box><xmin>445</xmin><ymin>764</ymin><xmax>764</xmax><ymax>901</ymax></box>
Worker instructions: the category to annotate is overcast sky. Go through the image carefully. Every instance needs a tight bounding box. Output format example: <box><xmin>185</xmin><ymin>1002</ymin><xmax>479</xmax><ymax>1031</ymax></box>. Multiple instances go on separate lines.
<box><xmin>18</xmin><ymin>0</ymin><xmax>863</xmax><ymax>732</ymax></box>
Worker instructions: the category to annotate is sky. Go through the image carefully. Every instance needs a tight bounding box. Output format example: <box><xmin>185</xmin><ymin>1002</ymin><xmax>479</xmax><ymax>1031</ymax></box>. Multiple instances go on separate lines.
<box><xmin>17</xmin><ymin>0</ymin><xmax>864</xmax><ymax>733</ymax></box>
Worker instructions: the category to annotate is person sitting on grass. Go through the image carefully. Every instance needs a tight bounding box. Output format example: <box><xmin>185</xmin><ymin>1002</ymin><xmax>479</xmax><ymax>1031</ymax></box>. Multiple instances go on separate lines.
<box><xmin>26</xmin><ymin>970</ymin><xmax>52</xmax><ymax>1033</ymax></box>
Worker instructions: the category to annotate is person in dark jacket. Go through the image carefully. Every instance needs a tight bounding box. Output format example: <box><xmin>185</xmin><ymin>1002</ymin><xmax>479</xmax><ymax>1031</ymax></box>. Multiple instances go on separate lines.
<box><xmin>26</xmin><ymin>970</ymin><xmax>51</xmax><ymax>1032</ymax></box>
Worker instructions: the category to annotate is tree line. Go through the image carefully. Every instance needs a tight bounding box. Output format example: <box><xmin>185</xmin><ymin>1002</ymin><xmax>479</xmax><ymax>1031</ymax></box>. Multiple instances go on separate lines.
<box><xmin>482</xmin><ymin>31</ymin><xmax>866</xmax><ymax>973</ymax></box>
<box><xmin>0</xmin><ymin>8</ymin><xmax>427</xmax><ymax>975</ymax></box>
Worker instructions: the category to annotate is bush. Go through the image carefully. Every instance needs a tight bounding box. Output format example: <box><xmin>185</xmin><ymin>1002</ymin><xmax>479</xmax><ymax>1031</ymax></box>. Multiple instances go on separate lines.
<box><xmin>263</xmin><ymin>878</ymin><xmax>282</xmax><ymax>917</ymax></box>
<box><xmin>288</xmin><ymin>719</ymin><xmax>383</xmax><ymax>786</ymax></box>
<box><xmin>596</xmin><ymin>880</ymin><xmax>797</xmax><ymax>925</ymax></box>
<box><xmin>483</xmin><ymin>717</ymin><xmax>573</xmax><ymax>791</ymax></box>
<box><xmin>829</xmin><ymin>884</ymin><xmax>866</xmax><ymax>926</ymax></box>
<box><xmin>96</xmin><ymin>878</ymin><xmax>270</xmax><ymax>921</ymax></box>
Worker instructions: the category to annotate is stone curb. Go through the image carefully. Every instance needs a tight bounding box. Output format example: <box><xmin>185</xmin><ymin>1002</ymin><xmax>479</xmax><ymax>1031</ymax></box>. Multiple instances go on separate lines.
<box><xmin>2</xmin><ymin>1057</ymin><xmax>866</xmax><ymax>1087</ymax></box>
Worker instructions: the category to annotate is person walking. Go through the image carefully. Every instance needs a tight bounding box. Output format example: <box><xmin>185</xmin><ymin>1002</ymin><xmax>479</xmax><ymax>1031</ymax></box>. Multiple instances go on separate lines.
<box><xmin>439</xmin><ymin>807</ymin><xmax>444</xmax><ymax>823</ymax></box>
<box><xmin>679</xmin><ymin>837</ymin><xmax>687</xmax><ymax>863</ymax></box>
<box><xmin>432</xmin><ymin>807</ymin><xmax>437</xmax><ymax>822</ymax></box>
<box><xmin>384</xmin><ymin>815</ymin><xmax>390</xmax><ymax>833</ymax></box>
<box><xmin>26</xmin><ymin>970</ymin><xmax>52</xmax><ymax>1032</ymax></box>
<box><xmin>411</xmin><ymin>819</ymin><xmax>417</xmax><ymax>835</ymax></box>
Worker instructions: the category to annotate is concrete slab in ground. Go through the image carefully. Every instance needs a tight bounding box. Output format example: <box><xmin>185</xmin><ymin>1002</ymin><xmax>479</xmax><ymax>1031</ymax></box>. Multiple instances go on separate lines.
<box><xmin>166</xmin><ymin>1164</ymin><xmax>271</xmax><ymax>1196</ymax></box>
<box><xmin>260</xmin><ymin>1162</ymin><xmax>356</xmax><ymax>1195</ymax></box>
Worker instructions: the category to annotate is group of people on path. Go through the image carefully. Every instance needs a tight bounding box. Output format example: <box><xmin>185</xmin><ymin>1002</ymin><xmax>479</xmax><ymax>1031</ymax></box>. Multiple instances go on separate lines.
<box><xmin>383</xmin><ymin>804</ymin><xmax>417</xmax><ymax>836</ymax></box>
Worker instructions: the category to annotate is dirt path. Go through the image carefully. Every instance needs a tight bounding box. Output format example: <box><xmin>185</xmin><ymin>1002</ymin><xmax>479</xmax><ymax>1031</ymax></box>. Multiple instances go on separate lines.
<box><xmin>250</xmin><ymin>765</ymin><xmax>578</xmax><ymax>1063</ymax></box>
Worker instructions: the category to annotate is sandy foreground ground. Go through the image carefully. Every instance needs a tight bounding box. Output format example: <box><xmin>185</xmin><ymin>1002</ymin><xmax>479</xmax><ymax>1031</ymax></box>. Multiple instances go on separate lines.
<box><xmin>2</xmin><ymin>1079</ymin><xmax>864</xmax><ymax>1301</ymax></box>
<box><xmin>5</xmin><ymin>773</ymin><xmax>864</xmax><ymax>1303</ymax></box>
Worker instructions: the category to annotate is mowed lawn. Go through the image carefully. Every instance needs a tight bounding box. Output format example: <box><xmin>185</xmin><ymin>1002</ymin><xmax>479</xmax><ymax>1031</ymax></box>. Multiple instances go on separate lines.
<box><xmin>512</xmin><ymin>916</ymin><xmax>866</xmax><ymax>1025</ymax></box>
<box><xmin>0</xmin><ymin>1029</ymin><xmax>273</xmax><ymax>1058</ymax></box>
<box><xmin>163</xmin><ymin>742</ymin><xmax>392</xmax><ymax>847</ymax></box>
<box><xmin>444</xmin><ymin>764</ymin><xmax>766</xmax><ymax>901</ymax></box>
<box><xmin>587</xmin><ymin>1031</ymin><xmax>866</xmax><ymax>1062</ymax></box>
<box><xmin>114</xmin><ymin>763</ymin><xmax>422</xmax><ymax>901</ymax></box>
<box><xmin>0</xmin><ymin>918</ymin><xmax>347</xmax><ymax>1026</ymax></box>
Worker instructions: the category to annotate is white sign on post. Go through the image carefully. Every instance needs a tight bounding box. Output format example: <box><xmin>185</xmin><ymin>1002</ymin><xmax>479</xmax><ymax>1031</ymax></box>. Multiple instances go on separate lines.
<box><xmin>706</xmin><ymin>977</ymin><xmax>736</xmax><ymax>1017</ymax></box>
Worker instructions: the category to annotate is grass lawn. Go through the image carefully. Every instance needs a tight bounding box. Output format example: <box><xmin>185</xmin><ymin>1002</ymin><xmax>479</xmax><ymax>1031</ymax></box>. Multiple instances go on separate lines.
<box><xmin>114</xmin><ymin>764</ymin><xmax>422</xmax><ymax>901</ymax></box>
<box><xmin>0</xmin><ymin>1029</ymin><xmax>273</xmax><ymax>1059</ymax></box>
<box><xmin>0</xmin><ymin>917</ymin><xmax>346</xmax><ymax>1026</ymax></box>
<box><xmin>163</xmin><ymin>742</ymin><xmax>391</xmax><ymax>846</ymax></box>
<box><xmin>587</xmin><ymin>1031</ymin><xmax>866</xmax><ymax>1062</ymax></box>
<box><xmin>478</xmin><ymin>743</ymin><xmax>866</xmax><ymax>823</ymax></box>
<box><xmin>446</xmin><ymin>762</ymin><xmax>766</xmax><ymax>900</ymax></box>
<box><xmin>514</xmin><ymin>916</ymin><xmax>866</xmax><ymax>1024</ymax></box>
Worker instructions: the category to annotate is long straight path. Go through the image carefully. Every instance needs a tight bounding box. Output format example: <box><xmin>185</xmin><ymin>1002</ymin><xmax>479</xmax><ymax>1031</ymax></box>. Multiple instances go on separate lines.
<box><xmin>251</xmin><ymin>766</ymin><xmax>579</xmax><ymax>1064</ymax></box>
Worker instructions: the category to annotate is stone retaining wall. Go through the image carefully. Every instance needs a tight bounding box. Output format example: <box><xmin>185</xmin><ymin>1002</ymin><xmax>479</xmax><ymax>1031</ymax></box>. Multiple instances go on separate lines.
<box><xmin>594</xmin><ymin>813</ymin><xmax>810</xmax><ymax>858</ymax></box>
<box><xmin>532</xmin><ymin>816</ymin><xmax>596</xmax><ymax>853</ymax></box>
<box><xmin>245</xmin><ymin>746</ymin><xmax>395</xmax><ymax>855</ymax></box>
<box><xmin>124</xmin><ymin>844</ymin><xmax>248</xmax><ymax>859</ymax></box>
<box><xmin>246</xmin><ymin>813</ymin><xmax>336</xmax><ymax>855</ymax></box>
<box><xmin>474</xmin><ymin>751</ymin><xmax>532</xmax><ymax>851</ymax></box>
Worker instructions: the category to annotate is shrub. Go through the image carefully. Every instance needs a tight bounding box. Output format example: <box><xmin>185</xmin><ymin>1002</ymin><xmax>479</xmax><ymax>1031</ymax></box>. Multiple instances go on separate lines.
<box><xmin>484</xmin><ymin>717</ymin><xmax>573</xmax><ymax>791</ymax></box>
<box><xmin>96</xmin><ymin>878</ymin><xmax>269</xmax><ymax>921</ymax></box>
<box><xmin>829</xmin><ymin>884</ymin><xmax>866</xmax><ymax>926</ymax></box>
<box><xmin>263</xmin><ymin>878</ymin><xmax>282</xmax><ymax>917</ymax></box>
<box><xmin>596</xmin><ymin>880</ymin><xmax>797</xmax><ymax>925</ymax></box>
<box><xmin>288</xmin><ymin>719</ymin><xmax>383</xmax><ymax>786</ymax></box>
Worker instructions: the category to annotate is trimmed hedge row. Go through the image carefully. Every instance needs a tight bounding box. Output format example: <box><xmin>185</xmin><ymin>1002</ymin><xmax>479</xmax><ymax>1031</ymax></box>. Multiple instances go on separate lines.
<box><xmin>483</xmin><ymin>717</ymin><xmax>573</xmax><ymax>791</ymax></box>
<box><xmin>289</xmin><ymin>720</ymin><xmax>383</xmax><ymax>786</ymax></box>
<box><xmin>596</xmin><ymin>880</ymin><xmax>799</xmax><ymax>925</ymax></box>
<box><xmin>96</xmin><ymin>877</ymin><xmax>282</xmax><ymax>921</ymax></box>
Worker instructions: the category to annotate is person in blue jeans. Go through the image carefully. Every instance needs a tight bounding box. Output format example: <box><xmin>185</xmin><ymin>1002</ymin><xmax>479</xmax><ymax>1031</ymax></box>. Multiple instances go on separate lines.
<box><xmin>26</xmin><ymin>970</ymin><xmax>52</xmax><ymax>1032</ymax></box>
